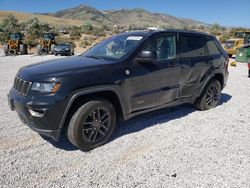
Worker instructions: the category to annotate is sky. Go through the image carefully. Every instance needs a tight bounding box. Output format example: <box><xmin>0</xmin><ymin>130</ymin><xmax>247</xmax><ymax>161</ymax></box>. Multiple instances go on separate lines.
<box><xmin>0</xmin><ymin>0</ymin><xmax>249</xmax><ymax>27</ymax></box>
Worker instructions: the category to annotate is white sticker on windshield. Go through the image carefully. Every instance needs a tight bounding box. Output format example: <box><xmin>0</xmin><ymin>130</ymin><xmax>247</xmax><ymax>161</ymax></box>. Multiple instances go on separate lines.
<box><xmin>127</xmin><ymin>36</ymin><xmax>143</xmax><ymax>41</ymax></box>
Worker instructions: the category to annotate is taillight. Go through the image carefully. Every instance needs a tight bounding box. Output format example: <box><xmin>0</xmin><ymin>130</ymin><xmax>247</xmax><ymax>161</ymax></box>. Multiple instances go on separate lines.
<box><xmin>248</xmin><ymin>63</ymin><xmax>250</xmax><ymax>69</ymax></box>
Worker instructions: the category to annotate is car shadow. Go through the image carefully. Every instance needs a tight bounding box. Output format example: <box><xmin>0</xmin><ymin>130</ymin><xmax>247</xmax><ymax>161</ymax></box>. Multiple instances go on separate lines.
<box><xmin>42</xmin><ymin>93</ymin><xmax>232</xmax><ymax>151</ymax></box>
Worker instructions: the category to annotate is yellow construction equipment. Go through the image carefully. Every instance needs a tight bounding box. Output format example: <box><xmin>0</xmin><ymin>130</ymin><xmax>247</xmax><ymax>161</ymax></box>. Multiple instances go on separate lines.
<box><xmin>37</xmin><ymin>33</ymin><xmax>56</xmax><ymax>55</ymax></box>
<box><xmin>3</xmin><ymin>33</ymin><xmax>28</xmax><ymax>56</ymax></box>
<box><xmin>224</xmin><ymin>31</ymin><xmax>250</xmax><ymax>57</ymax></box>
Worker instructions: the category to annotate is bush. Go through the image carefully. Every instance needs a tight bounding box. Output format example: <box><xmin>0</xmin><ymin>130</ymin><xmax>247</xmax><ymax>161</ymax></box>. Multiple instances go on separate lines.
<box><xmin>55</xmin><ymin>36</ymin><xmax>76</xmax><ymax>47</ymax></box>
<box><xmin>219</xmin><ymin>35</ymin><xmax>231</xmax><ymax>43</ymax></box>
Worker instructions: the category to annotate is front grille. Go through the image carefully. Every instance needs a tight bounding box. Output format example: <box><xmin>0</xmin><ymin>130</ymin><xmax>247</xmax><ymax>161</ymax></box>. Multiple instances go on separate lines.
<box><xmin>14</xmin><ymin>77</ymin><xmax>32</xmax><ymax>96</ymax></box>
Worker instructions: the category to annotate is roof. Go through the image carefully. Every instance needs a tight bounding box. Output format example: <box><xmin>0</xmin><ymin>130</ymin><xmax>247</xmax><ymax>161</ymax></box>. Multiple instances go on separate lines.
<box><xmin>123</xmin><ymin>29</ymin><xmax>211</xmax><ymax>37</ymax></box>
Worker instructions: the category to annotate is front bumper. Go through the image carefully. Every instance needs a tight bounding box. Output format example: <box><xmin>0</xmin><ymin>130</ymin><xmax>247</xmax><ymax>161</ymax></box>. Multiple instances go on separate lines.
<box><xmin>8</xmin><ymin>88</ymin><xmax>69</xmax><ymax>141</ymax></box>
<box><xmin>54</xmin><ymin>50</ymin><xmax>70</xmax><ymax>55</ymax></box>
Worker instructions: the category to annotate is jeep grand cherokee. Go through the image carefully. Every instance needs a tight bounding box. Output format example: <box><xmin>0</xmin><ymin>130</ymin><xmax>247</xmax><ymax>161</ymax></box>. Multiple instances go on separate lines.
<box><xmin>8</xmin><ymin>30</ymin><xmax>229</xmax><ymax>151</ymax></box>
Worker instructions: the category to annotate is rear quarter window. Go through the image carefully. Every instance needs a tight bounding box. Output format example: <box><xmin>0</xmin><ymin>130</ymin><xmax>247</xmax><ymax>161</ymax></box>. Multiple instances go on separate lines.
<box><xmin>207</xmin><ymin>39</ymin><xmax>221</xmax><ymax>55</ymax></box>
<box><xmin>180</xmin><ymin>35</ymin><xmax>205</xmax><ymax>58</ymax></box>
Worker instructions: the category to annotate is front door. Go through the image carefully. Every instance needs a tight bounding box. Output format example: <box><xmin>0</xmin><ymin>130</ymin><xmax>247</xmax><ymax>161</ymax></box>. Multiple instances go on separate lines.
<box><xmin>124</xmin><ymin>34</ymin><xmax>181</xmax><ymax>112</ymax></box>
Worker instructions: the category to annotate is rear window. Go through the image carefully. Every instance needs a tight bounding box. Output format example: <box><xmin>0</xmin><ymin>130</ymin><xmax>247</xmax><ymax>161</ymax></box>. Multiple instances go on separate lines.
<box><xmin>180</xmin><ymin>35</ymin><xmax>205</xmax><ymax>58</ymax></box>
<box><xmin>206</xmin><ymin>39</ymin><xmax>221</xmax><ymax>55</ymax></box>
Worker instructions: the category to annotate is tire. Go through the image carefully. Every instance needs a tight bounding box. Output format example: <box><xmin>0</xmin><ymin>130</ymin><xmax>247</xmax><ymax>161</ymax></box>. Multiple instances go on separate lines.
<box><xmin>67</xmin><ymin>99</ymin><xmax>116</xmax><ymax>151</ymax></box>
<box><xmin>20</xmin><ymin>44</ymin><xmax>25</xmax><ymax>55</ymax></box>
<box><xmin>37</xmin><ymin>45</ymin><xmax>42</xmax><ymax>55</ymax></box>
<box><xmin>3</xmin><ymin>44</ymin><xmax>8</xmax><ymax>56</ymax></box>
<box><xmin>51</xmin><ymin>44</ymin><xmax>55</xmax><ymax>54</ymax></box>
<box><xmin>24</xmin><ymin>44</ymin><xmax>28</xmax><ymax>54</ymax></box>
<box><xmin>195</xmin><ymin>79</ymin><xmax>221</xmax><ymax>111</ymax></box>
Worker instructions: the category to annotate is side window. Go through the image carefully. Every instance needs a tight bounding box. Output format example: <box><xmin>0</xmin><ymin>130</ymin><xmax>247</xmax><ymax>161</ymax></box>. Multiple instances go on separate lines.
<box><xmin>144</xmin><ymin>35</ymin><xmax>176</xmax><ymax>60</ymax></box>
<box><xmin>206</xmin><ymin>39</ymin><xmax>221</xmax><ymax>55</ymax></box>
<box><xmin>180</xmin><ymin>35</ymin><xmax>205</xmax><ymax>58</ymax></box>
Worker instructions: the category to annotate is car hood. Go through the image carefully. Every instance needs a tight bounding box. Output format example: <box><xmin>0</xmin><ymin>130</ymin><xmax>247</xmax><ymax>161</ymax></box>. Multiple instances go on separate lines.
<box><xmin>18</xmin><ymin>56</ymin><xmax>114</xmax><ymax>82</ymax></box>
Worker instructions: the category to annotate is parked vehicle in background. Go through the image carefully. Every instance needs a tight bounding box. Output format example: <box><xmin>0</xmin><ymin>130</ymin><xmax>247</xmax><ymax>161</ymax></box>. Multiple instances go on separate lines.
<box><xmin>3</xmin><ymin>33</ymin><xmax>28</xmax><ymax>56</ymax></box>
<box><xmin>37</xmin><ymin>33</ymin><xmax>56</xmax><ymax>55</ymax></box>
<box><xmin>54</xmin><ymin>43</ymin><xmax>74</xmax><ymax>56</ymax></box>
<box><xmin>224</xmin><ymin>31</ymin><xmax>250</xmax><ymax>57</ymax></box>
<box><xmin>235</xmin><ymin>44</ymin><xmax>250</xmax><ymax>63</ymax></box>
<box><xmin>224</xmin><ymin>39</ymin><xmax>244</xmax><ymax>58</ymax></box>
<box><xmin>8</xmin><ymin>30</ymin><xmax>229</xmax><ymax>151</ymax></box>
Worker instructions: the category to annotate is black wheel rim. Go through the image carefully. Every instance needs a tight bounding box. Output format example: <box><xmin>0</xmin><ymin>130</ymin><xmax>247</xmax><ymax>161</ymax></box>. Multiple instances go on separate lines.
<box><xmin>82</xmin><ymin>108</ymin><xmax>111</xmax><ymax>143</ymax></box>
<box><xmin>206</xmin><ymin>85</ymin><xmax>220</xmax><ymax>107</ymax></box>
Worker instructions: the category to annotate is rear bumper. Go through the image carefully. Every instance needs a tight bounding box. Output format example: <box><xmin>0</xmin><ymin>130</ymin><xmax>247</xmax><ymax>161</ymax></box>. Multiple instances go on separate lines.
<box><xmin>8</xmin><ymin>88</ymin><xmax>69</xmax><ymax>141</ymax></box>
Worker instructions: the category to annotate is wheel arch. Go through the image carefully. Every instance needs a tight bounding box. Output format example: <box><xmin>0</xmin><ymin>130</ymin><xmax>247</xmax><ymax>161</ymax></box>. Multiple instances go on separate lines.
<box><xmin>199</xmin><ymin>72</ymin><xmax>224</xmax><ymax>97</ymax></box>
<box><xmin>57</xmin><ymin>87</ymin><xmax>127</xmax><ymax>139</ymax></box>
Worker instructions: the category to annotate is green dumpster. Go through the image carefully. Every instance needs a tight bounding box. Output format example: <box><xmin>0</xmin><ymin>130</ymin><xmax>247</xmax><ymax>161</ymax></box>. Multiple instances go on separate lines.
<box><xmin>235</xmin><ymin>44</ymin><xmax>250</xmax><ymax>63</ymax></box>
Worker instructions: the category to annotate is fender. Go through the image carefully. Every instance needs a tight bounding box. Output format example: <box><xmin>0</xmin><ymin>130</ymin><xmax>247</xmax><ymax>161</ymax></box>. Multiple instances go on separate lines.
<box><xmin>55</xmin><ymin>85</ymin><xmax>129</xmax><ymax>139</ymax></box>
<box><xmin>198</xmin><ymin>70</ymin><xmax>224</xmax><ymax>97</ymax></box>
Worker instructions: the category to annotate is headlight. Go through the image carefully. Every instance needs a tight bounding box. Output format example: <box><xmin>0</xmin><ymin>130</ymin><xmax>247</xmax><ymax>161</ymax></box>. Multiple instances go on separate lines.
<box><xmin>65</xmin><ymin>48</ymin><xmax>69</xmax><ymax>50</ymax></box>
<box><xmin>31</xmin><ymin>82</ymin><xmax>61</xmax><ymax>93</ymax></box>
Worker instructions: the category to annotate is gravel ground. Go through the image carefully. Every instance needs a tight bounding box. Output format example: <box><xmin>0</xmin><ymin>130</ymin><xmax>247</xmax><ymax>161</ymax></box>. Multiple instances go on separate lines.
<box><xmin>0</xmin><ymin>49</ymin><xmax>250</xmax><ymax>188</ymax></box>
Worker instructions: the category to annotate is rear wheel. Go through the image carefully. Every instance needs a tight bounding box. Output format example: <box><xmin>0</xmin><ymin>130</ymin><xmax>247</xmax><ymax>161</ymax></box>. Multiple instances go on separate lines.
<box><xmin>24</xmin><ymin>44</ymin><xmax>28</xmax><ymax>54</ymax></box>
<box><xmin>195</xmin><ymin>79</ymin><xmax>221</xmax><ymax>111</ymax></box>
<box><xmin>67</xmin><ymin>99</ymin><xmax>116</xmax><ymax>151</ymax></box>
<box><xmin>3</xmin><ymin>44</ymin><xmax>8</xmax><ymax>56</ymax></box>
<box><xmin>20</xmin><ymin>44</ymin><xmax>25</xmax><ymax>55</ymax></box>
<box><xmin>51</xmin><ymin>44</ymin><xmax>55</xmax><ymax>54</ymax></box>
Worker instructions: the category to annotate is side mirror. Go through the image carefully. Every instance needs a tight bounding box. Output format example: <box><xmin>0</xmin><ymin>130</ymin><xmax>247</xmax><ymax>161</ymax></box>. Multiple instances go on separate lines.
<box><xmin>135</xmin><ymin>50</ymin><xmax>157</xmax><ymax>63</ymax></box>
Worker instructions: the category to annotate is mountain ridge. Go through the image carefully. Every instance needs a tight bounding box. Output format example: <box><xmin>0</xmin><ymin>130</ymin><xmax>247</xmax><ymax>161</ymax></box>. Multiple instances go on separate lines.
<box><xmin>0</xmin><ymin>4</ymin><xmax>207</xmax><ymax>28</ymax></box>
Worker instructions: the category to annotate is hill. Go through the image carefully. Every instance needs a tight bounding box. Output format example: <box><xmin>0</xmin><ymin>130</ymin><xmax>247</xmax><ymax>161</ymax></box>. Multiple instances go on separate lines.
<box><xmin>0</xmin><ymin>11</ymin><xmax>83</xmax><ymax>27</ymax></box>
<box><xmin>0</xmin><ymin>5</ymin><xmax>207</xmax><ymax>28</ymax></box>
<box><xmin>50</xmin><ymin>4</ymin><xmax>206</xmax><ymax>28</ymax></box>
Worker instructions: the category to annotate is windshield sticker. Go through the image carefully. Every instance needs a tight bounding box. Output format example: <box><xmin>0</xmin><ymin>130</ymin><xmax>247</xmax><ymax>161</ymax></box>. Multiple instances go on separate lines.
<box><xmin>127</xmin><ymin>36</ymin><xmax>143</xmax><ymax>41</ymax></box>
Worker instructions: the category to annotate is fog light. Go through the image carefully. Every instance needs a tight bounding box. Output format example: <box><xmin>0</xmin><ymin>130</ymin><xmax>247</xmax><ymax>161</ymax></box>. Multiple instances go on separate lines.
<box><xmin>28</xmin><ymin>109</ymin><xmax>45</xmax><ymax>117</ymax></box>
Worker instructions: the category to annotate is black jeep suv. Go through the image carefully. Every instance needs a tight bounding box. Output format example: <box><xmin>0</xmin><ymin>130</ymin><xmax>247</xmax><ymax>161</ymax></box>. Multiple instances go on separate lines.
<box><xmin>8</xmin><ymin>30</ymin><xmax>229</xmax><ymax>151</ymax></box>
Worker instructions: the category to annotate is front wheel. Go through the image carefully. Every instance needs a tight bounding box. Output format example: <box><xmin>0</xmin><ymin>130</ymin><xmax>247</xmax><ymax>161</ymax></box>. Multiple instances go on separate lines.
<box><xmin>67</xmin><ymin>99</ymin><xmax>116</xmax><ymax>151</ymax></box>
<box><xmin>3</xmin><ymin>44</ymin><xmax>8</xmax><ymax>56</ymax></box>
<box><xmin>195</xmin><ymin>79</ymin><xmax>221</xmax><ymax>111</ymax></box>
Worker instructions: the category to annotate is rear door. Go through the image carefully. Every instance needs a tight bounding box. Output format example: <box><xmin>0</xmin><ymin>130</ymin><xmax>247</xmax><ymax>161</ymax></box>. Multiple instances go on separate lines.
<box><xmin>178</xmin><ymin>34</ymin><xmax>210</xmax><ymax>98</ymax></box>
<box><xmin>124</xmin><ymin>33</ymin><xmax>181</xmax><ymax>112</ymax></box>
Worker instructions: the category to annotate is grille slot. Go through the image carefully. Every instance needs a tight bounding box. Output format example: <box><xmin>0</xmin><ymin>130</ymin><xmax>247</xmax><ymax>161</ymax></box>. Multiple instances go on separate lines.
<box><xmin>14</xmin><ymin>77</ymin><xmax>32</xmax><ymax>96</ymax></box>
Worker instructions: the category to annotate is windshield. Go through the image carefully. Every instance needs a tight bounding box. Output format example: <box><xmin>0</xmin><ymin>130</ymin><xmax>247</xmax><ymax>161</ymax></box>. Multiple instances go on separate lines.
<box><xmin>225</xmin><ymin>41</ymin><xmax>235</xmax><ymax>49</ymax></box>
<box><xmin>57</xmin><ymin>43</ymin><xmax>69</xmax><ymax>47</ymax></box>
<box><xmin>9</xmin><ymin>33</ymin><xmax>21</xmax><ymax>40</ymax></box>
<box><xmin>44</xmin><ymin>34</ymin><xmax>55</xmax><ymax>40</ymax></box>
<box><xmin>82</xmin><ymin>34</ymin><xmax>144</xmax><ymax>60</ymax></box>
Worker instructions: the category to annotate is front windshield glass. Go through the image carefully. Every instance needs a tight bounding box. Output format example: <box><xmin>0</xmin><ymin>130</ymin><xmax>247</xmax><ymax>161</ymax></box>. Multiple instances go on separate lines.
<box><xmin>225</xmin><ymin>41</ymin><xmax>235</xmax><ymax>49</ymax></box>
<box><xmin>57</xmin><ymin>43</ymin><xmax>69</xmax><ymax>47</ymax></box>
<box><xmin>82</xmin><ymin>34</ymin><xmax>144</xmax><ymax>60</ymax></box>
<box><xmin>10</xmin><ymin>33</ymin><xmax>21</xmax><ymax>40</ymax></box>
<box><xmin>44</xmin><ymin>34</ymin><xmax>55</xmax><ymax>40</ymax></box>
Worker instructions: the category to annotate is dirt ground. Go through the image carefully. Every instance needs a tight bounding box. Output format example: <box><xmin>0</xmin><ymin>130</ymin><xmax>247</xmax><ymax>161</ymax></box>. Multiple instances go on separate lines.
<box><xmin>0</xmin><ymin>51</ymin><xmax>249</xmax><ymax>187</ymax></box>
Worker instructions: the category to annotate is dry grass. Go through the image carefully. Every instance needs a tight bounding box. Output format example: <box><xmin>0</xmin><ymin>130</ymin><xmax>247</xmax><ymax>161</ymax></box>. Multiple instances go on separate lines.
<box><xmin>0</xmin><ymin>11</ymin><xmax>83</xmax><ymax>26</ymax></box>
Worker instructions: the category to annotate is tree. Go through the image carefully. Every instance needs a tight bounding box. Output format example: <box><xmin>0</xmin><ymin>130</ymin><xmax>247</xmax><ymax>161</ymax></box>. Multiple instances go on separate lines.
<box><xmin>0</xmin><ymin>15</ymin><xmax>20</xmax><ymax>43</ymax></box>
<box><xmin>83</xmin><ymin>23</ymin><xmax>93</xmax><ymax>32</ymax></box>
<box><xmin>1</xmin><ymin>14</ymin><xmax>20</xmax><ymax>33</ymax></box>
